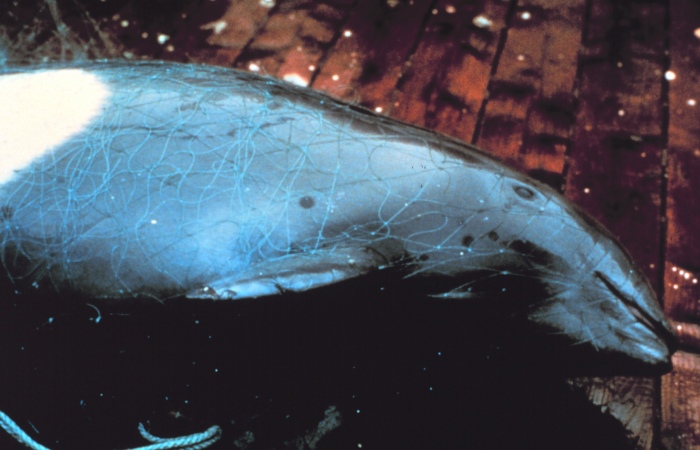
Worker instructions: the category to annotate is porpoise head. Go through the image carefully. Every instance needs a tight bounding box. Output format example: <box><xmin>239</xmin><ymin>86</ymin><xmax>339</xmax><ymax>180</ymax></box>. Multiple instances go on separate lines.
<box><xmin>401</xmin><ymin>165</ymin><xmax>677</xmax><ymax>373</ymax></box>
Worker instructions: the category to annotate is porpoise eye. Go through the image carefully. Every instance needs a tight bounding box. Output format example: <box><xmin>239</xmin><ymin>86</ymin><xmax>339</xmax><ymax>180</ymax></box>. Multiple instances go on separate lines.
<box><xmin>299</xmin><ymin>196</ymin><xmax>315</xmax><ymax>209</ymax></box>
<box><xmin>513</xmin><ymin>185</ymin><xmax>536</xmax><ymax>200</ymax></box>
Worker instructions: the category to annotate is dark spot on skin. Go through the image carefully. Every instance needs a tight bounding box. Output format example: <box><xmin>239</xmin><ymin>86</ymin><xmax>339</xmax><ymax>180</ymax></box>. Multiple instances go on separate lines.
<box><xmin>179</xmin><ymin>101</ymin><xmax>198</xmax><ymax>111</ymax></box>
<box><xmin>419</xmin><ymin>254</ymin><xmax>430</xmax><ymax>261</ymax></box>
<box><xmin>299</xmin><ymin>196</ymin><xmax>315</xmax><ymax>209</ymax></box>
<box><xmin>487</xmin><ymin>231</ymin><xmax>499</xmax><ymax>241</ymax></box>
<box><xmin>462</xmin><ymin>235</ymin><xmax>474</xmax><ymax>247</ymax></box>
<box><xmin>1</xmin><ymin>205</ymin><xmax>13</xmax><ymax>221</ymax></box>
<box><xmin>514</xmin><ymin>185</ymin><xmax>536</xmax><ymax>200</ymax></box>
<box><xmin>508</xmin><ymin>240</ymin><xmax>556</xmax><ymax>268</ymax></box>
<box><xmin>267</xmin><ymin>100</ymin><xmax>285</xmax><ymax>110</ymax></box>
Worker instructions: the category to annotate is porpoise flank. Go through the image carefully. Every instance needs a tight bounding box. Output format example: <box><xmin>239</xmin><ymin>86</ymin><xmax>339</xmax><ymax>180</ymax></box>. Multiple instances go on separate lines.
<box><xmin>0</xmin><ymin>61</ymin><xmax>676</xmax><ymax>370</ymax></box>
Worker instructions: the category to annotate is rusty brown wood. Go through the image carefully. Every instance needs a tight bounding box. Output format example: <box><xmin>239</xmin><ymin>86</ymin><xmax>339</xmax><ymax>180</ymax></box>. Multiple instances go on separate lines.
<box><xmin>389</xmin><ymin>0</ymin><xmax>511</xmax><ymax>143</ymax></box>
<box><xmin>662</xmin><ymin>351</ymin><xmax>700</xmax><ymax>449</ymax></box>
<box><xmin>662</xmin><ymin>0</ymin><xmax>700</xmax><ymax>448</ymax></box>
<box><xmin>308</xmin><ymin>0</ymin><xmax>433</xmax><ymax>104</ymax></box>
<box><xmin>664</xmin><ymin>0</ymin><xmax>700</xmax><ymax>323</ymax></box>
<box><xmin>231</xmin><ymin>0</ymin><xmax>356</xmax><ymax>81</ymax></box>
<box><xmin>475</xmin><ymin>0</ymin><xmax>585</xmax><ymax>186</ymax></box>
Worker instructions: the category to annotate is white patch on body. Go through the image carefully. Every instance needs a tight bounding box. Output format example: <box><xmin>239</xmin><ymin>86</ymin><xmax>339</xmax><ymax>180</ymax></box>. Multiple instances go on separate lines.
<box><xmin>0</xmin><ymin>69</ymin><xmax>110</xmax><ymax>184</ymax></box>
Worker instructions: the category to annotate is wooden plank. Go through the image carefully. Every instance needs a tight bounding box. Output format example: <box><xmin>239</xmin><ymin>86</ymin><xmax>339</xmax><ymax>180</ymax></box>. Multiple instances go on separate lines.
<box><xmin>661</xmin><ymin>351</ymin><xmax>700</xmax><ymax>449</ymax></box>
<box><xmin>390</xmin><ymin>0</ymin><xmax>511</xmax><ymax>142</ymax></box>
<box><xmin>232</xmin><ymin>0</ymin><xmax>356</xmax><ymax>83</ymax></box>
<box><xmin>664</xmin><ymin>0</ymin><xmax>700</xmax><ymax>322</ymax></box>
<box><xmin>662</xmin><ymin>0</ymin><xmax>700</xmax><ymax>447</ymax></box>
<box><xmin>565</xmin><ymin>1</ymin><xmax>667</xmax><ymax>449</ymax></box>
<box><xmin>167</xmin><ymin>0</ymin><xmax>253</xmax><ymax>64</ymax></box>
<box><xmin>310</xmin><ymin>0</ymin><xmax>434</xmax><ymax>104</ymax></box>
<box><xmin>568</xmin><ymin>376</ymin><xmax>656</xmax><ymax>450</ymax></box>
<box><xmin>566</xmin><ymin>0</ymin><xmax>666</xmax><ymax>291</ymax></box>
<box><xmin>475</xmin><ymin>0</ymin><xmax>585</xmax><ymax>186</ymax></box>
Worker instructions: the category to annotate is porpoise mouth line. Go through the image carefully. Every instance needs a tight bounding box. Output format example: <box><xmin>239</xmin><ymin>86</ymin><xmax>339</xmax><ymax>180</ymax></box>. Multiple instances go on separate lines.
<box><xmin>594</xmin><ymin>271</ymin><xmax>672</xmax><ymax>345</ymax></box>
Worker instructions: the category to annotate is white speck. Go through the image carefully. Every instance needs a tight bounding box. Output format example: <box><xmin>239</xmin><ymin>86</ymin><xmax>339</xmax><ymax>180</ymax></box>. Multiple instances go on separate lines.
<box><xmin>157</xmin><ymin>34</ymin><xmax>170</xmax><ymax>44</ymax></box>
<box><xmin>677</xmin><ymin>324</ymin><xmax>682</xmax><ymax>331</ymax></box>
<box><xmin>472</xmin><ymin>15</ymin><xmax>492</xmax><ymax>29</ymax></box>
<box><xmin>374</xmin><ymin>106</ymin><xmax>383</xmax><ymax>113</ymax></box>
<box><xmin>437</xmin><ymin>351</ymin><xmax>442</xmax><ymax>356</ymax></box>
<box><xmin>344</xmin><ymin>30</ymin><xmax>353</xmax><ymax>37</ymax></box>
<box><xmin>358</xmin><ymin>444</ymin><xmax>363</xmax><ymax>449</ymax></box>
<box><xmin>150</xmin><ymin>219</ymin><xmax>157</xmax><ymax>225</ymax></box>
<box><xmin>617</xmin><ymin>61</ymin><xmax>623</xmax><ymax>68</ymax></box>
<box><xmin>694</xmin><ymin>28</ymin><xmax>700</xmax><ymax>39</ymax></box>
<box><xmin>673</xmin><ymin>284</ymin><xmax>679</xmax><ymax>289</ymax></box>
<box><xmin>445</xmin><ymin>5</ymin><xmax>456</xmax><ymax>14</ymax></box>
<box><xmin>665</xmin><ymin>70</ymin><xmax>676</xmax><ymax>81</ymax></box>
<box><xmin>260</xmin><ymin>0</ymin><xmax>275</xmax><ymax>7</ymax></box>
<box><xmin>584</xmin><ymin>187</ymin><xmax>590</xmax><ymax>194</ymax></box>
<box><xmin>672</xmin><ymin>266</ymin><xmax>677</xmax><ymax>272</ymax></box>
<box><xmin>356</xmin><ymin>409</ymin><xmax>360</xmax><ymax>414</ymax></box>
<box><xmin>688</xmin><ymin>99</ymin><xmax>696</xmax><ymax>106</ymax></box>
<box><xmin>249</xmin><ymin>63</ymin><xmax>260</xmax><ymax>72</ymax></box>
<box><xmin>517</xmin><ymin>54</ymin><xmax>525</xmax><ymax>61</ymax></box>
<box><xmin>283</xmin><ymin>73</ymin><xmax>308</xmax><ymax>86</ymax></box>
<box><xmin>308</xmin><ymin>65</ymin><xmax>316</xmax><ymax>71</ymax></box>
<box><xmin>120</xmin><ymin>20</ymin><xmax>129</xmax><ymax>27</ymax></box>
<box><xmin>684</xmin><ymin>273</ymin><xmax>691</xmax><ymax>280</ymax></box>
<box><xmin>520</xmin><ymin>11</ymin><xmax>531</xmax><ymax>20</ymax></box>
<box><xmin>483</xmin><ymin>217</ymin><xmax>489</xmax><ymax>221</ymax></box>
<box><xmin>618</xmin><ymin>109</ymin><xmax>625</xmax><ymax>116</ymax></box>
<box><xmin>432</xmin><ymin>8</ymin><xmax>438</xmax><ymax>15</ymax></box>
<box><xmin>48</xmin><ymin>317</ymin><xmax>54</xmax><ymax>324</ymax></box>
<box><xmin>207</xmin><ymin>20</ymin><xmax>228</xmax><ymax>35</ymax></box>
<box><xmin>332</xmin><ymin>74</ymin><xmax>340</xmax><ymax>81</ymax></box>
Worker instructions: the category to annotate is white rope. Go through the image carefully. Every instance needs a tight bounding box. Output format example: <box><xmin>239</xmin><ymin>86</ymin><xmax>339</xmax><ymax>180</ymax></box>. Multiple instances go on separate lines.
<box><xmin>0</xmin><ymin>409</ymin><xmax>221</xmax><ymax>450</ymax></box>
<box><xmin>0</xmin><ymin>410</ymin><xmax>49</xmax><ymax>450</ymax></box>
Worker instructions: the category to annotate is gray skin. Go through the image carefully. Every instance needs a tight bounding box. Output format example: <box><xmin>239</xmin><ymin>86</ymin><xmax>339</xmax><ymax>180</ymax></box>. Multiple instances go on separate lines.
<box><xmin>0</xmin><ymin>61</ymin><xmax>675</xmax><ymax>370</ymax></box>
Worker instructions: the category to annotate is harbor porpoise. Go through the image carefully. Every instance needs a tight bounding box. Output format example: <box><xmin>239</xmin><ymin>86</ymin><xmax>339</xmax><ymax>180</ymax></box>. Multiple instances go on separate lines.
<box><xmin>0</xmin><ymin>61</ymin><xmax>676</xmax><ymax>370</ymax></box>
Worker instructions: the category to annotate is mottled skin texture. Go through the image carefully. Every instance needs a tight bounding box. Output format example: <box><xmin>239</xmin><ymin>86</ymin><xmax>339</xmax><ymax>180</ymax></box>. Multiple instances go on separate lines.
<box><xmin>0</xmin><ymin>61</ymin><xmax>675</xmax><ymax>370</ymax></box>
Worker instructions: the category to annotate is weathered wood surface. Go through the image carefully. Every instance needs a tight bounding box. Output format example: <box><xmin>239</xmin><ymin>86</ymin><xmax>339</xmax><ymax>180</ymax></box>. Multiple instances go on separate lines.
<box><xmin>1</xmin><ymin>0</ymin><xmax>699</xmax><ymax>448</ymax></box>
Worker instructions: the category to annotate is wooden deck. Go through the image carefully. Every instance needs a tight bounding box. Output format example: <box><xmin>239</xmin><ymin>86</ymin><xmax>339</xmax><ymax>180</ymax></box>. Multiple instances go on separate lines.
<box><xmin>2</xmin><ymin>0</ymin><xmax>699</xmax><ymax>448</ymax></box>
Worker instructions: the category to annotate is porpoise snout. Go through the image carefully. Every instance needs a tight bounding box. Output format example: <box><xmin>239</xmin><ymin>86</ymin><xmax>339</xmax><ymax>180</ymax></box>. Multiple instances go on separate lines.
<box><xmin>595</xmin><ymin>270</ymin><xmax>677</xmax><ymax>370</ymax></box>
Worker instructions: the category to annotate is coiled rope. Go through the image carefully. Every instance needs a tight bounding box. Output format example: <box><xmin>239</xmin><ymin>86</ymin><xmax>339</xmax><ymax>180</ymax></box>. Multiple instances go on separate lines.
<box><xmin>0</xmin><ymin>410</ymin><xmax>221</xmax><ymax>450</ymax></box>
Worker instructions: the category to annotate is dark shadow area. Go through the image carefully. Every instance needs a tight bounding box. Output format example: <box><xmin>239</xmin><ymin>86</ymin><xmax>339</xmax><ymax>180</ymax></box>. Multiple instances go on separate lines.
<box><xmin>0</xmin><ymin>269</ymin><xmax>644</xmax><ymax>449</ymax></box>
